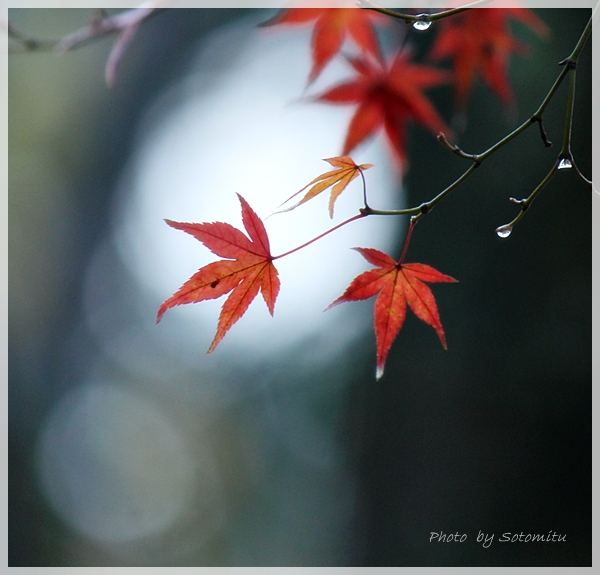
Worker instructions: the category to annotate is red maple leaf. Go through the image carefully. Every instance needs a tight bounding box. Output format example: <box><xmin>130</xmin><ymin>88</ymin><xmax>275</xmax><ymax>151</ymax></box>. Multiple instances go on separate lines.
<box><xmin>315</xmin><ymin>51</ymin><xmax>450</xmax><ymax>169</ymax></box>
<box><xmin>327</xmin><ymin>248</ymin><xmax>457</xmax><ymax>379</ymax></box>
<box><xmin>429</xmin><ymin>8</ymin><xmax>548</xmax><ymax>109</ymax></box>
<box><xmin>261</xmin><ymin>7</ymin><xmax>386</xmax><ymax>83</ymax></box>
<box><xmin>156</xmin><ymin>194</ymin><xmax>280</xmax><ymax>353</ymax></box>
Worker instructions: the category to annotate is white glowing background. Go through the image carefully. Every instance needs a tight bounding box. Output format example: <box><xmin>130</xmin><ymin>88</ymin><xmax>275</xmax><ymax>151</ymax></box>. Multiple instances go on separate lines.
<box><xmin>36</xmin><ymin>12</ymin><xmax>407</xmax><ymax>552</ymax></box>
<box><xmin>114</xmin><ymin>13</ymin><xmax>404</xmax><ymax>364</ymax></box>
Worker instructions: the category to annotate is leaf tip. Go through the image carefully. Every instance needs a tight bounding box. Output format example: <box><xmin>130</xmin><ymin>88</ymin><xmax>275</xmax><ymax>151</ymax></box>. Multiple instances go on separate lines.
<box><xmin>156</xmin><ymin>301</ymin><xmax>169</xmax><ymax>323</ymax></box>
<box><xmin>235</xmin><ymin>193</ymin><xmax>254</xmax><ymax>215</ymax></box>
<box><xmin>206</xmin><ymin>336</ymin><xmax>220</xmax><ymax>355</ymax></box>
<box><xmin>439</xmin><ymin>333</ymin><xmax>448</xmax><ymax>350</ymax></box>
<box><xmin>375</xmin><ymin>364</ymin><xmax>385</xmax><ymax>380</ymax></box>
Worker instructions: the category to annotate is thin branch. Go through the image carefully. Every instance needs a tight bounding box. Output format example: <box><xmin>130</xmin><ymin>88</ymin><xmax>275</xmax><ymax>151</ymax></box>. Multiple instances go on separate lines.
<box><xmin>495</xmin><ymin>160</ymin><xmax>560</xmax><ymax>237</ymax></box>
<box><xmin>437</xmin><ymin>132</ymin><xmax>478</xmax><ymax>161</ymax></box>
<box><xmin>7</xmin><ymin>21</ymin><xmax>57</xmax><ymax>52</ymax></box>
<box><xmin>558</xmin><ymin>60</ymin><xmax>578</xmax><ymax>161</ymax></box>
<box><xmin>570</xmin><ymin>158</ymin><xmax>593</xmax><ymax>187</ymax></box>
<box><xmin>356</xmin><ymin>11</ymin><xmax>592</xmax><ymax>233</ymax></box>
<box><xmin>103</xmin><ymin>16</ymin><xmax>145</xmax><ymax>87</ymax></box>
<box><xmin>8</xmin><ymin>5</ymin><xmax>166</xmax><ymax>86</ymax></box>
<box><xmin>532</xmin><ymin>117</ymin><xmax>553</xmax><ymax>147</ymax></box>
<box><xmin>56</xmin><ymin>6</ymin><xmax>164</xmax><ymax>53</ymax></box>
<box><xmin>359</xmin><ymin>0</ymin><xmax>494</xmax><ymax>25</ymax></box>
<box><xmin>493</xmin><ymin>11</ymin><xmax>593</xmax><ymax>232</ymax></box>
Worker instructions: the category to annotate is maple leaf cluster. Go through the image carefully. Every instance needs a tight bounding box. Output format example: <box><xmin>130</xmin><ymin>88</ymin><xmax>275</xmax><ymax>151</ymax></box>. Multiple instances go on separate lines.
<box><xmin>263</xmin><ymin>5</ymin><xmax>546</xmax><ymax>169</ymax></box>
<box><xmin>260</xmin><ymin>8</ymin><xmax>387</xmax><ymax>84</ymax></box>
<box><xmin>157</xmin><ymin>6</ymin><xmax>549</xmax><ymax>379</ymax></box>
<box><xmin>157</xmin><ymin>173</ymin><xmax>456</xmax><ymax>380</ymax></box>
<box><xmin>430</xmin><ymin>8</ymin><xmax>548</xmax><ymax>110</ymax></box>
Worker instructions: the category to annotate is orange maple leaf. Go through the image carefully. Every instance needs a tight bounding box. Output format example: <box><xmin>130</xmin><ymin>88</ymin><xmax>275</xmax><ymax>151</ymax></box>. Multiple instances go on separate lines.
<box><xmin>277</xmin><ymin>156</ymin><xmax>373</xmax><ymax>218</ymax></box>
<box><xmin>260</xmin><ymin>7</ymin><xmax>386</xmax><ymax>83</ymax></box>
<box><xmin>315</xmin><ymin>51</ymin><xmax>450</xmax><ymax>169</ymax></box>
<box><xmin>156</xmin><ymin>194</ymin><xmax>280</xmax><ymax>353</ymax></box>
<box><xmin>429</xmin><ymin>8</ymin><xmax>548</xmax><ymax>109</ymax></box>
<box><xmin>327</xmin><ymin>248</ymin><xmax>457</xmax><ymax>379</ymax></box>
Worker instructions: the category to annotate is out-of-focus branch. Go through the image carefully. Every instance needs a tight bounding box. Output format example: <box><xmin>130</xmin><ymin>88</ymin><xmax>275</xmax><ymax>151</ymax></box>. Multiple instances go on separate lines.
<box><xmin>8</xmin><ymin>4</ymin><xmax>166</xmax><ymax>86</ymax></box>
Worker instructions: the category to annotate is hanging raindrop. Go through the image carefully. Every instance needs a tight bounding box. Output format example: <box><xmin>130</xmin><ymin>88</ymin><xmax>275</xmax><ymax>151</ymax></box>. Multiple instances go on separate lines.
<box><xmin>412</xmin><ymin>19</ymin><xmax>432</xmax><ymax>31</ymax></box>
<box><xmin>558</xmin><ymin>158</ymin><xmax>573</xmax><ymax>170</ymax></box>
<box><xmin>495</xmin><ymin>225</ymin><xmax>512</xmax><ymax>239</ymax></box>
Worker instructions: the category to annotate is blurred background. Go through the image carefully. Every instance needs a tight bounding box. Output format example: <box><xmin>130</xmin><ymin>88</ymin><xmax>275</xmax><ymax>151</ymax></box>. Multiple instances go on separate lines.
<box><xmin>8</xmin><ymin>8</ymin><xmax>591</xmax><ymax>566</ymax></box>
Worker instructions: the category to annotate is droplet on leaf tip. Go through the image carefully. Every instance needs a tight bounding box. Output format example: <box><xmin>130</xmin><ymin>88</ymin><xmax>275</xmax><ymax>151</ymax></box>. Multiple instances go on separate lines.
<box><xmin>558</xmin><ymin>158</ymin><xmax>572</xmax><ymax>170</ymax></box>
<box><xmin>376</xmin><ymin>365</ymin><xmax>384</xmax><ymax>380</ymax></box>
<box><xmin>495</xmin><ymin>225</ymin><xmax>513</xmax><ymax>239</ymax></box>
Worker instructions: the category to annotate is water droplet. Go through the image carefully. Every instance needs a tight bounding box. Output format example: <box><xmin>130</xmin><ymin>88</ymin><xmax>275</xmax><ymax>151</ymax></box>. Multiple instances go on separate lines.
<box><xmin>558</xmin><ymin>158</ymin><xmax>572</xmax><ymax>169</ymax></box>
<box><xmin>495</xmin><ymin>225</ymin><xmax>512</xmax><ymax>239</ymax></box>
<box><xmin>413</xmin><ymin>20</ymin><xmax>432</xmax><ymax>31</ymax></box>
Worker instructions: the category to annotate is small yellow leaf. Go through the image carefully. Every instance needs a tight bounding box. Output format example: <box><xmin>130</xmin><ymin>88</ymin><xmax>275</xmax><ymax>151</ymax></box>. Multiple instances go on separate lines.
<box><xmin>277</xmin><ymin>156</ymin><xmax>373</xmax><ymax>218</ymax></box>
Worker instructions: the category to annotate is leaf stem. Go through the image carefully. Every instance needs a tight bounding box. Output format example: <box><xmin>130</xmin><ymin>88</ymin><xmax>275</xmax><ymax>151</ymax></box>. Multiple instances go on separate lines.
<box><xmin>359</xmin><ymin>164</ymin><xmax>370</xmax><ymax>210</ymax></box>
<box><xmin>398</xmin><ymin>219</ymin><xmax>416</xmax><ymax>265</ymax></box>
<box><xmin>272</xmin><ymin>212</ymin><xmax>367</xmax><ymax>260</ymax></box>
